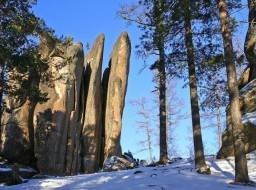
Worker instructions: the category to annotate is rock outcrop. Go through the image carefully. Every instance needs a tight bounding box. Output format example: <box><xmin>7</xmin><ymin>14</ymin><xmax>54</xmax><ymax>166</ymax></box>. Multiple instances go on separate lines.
<box><xmin>34</xmin><ymin>38</ymin><xmax>84</xmax><ymax>175</ymax></box>
<box><xmin>216</xmin><ymin>0</ymin><xmax>256</xmax><ymax>159</ymax></box>
<box><xmin>0</xmin><ymin>99</ymin><xmax>36</xmax><ymax>165</ymax></box>
<box><xmin>217</xmin><ymin>77</ymin><xmax>256</xmax><ymax>158</ymax></box>
<box><xmin>0</xmin><ymin>32</ymin><xmax>131</xmax><ymax>175</ymax></box>
<box><xmin>81</xmin><ymin>34</ymin><xmax>104</xmax><ymax>173</ymax></box>
<box><xmin>244</xmin><ymin>0</ymin><xmax>256</xmax><ymax>83</ymax></box>
<box><xmin>102</xmin><ymin>32</ymin><xmax>131</xmax><ymax>160</ymax></box>
<box><xmin>0</xmin><ymin>70</ymin><xmax>40</xmax><ymax>166</ymax></box>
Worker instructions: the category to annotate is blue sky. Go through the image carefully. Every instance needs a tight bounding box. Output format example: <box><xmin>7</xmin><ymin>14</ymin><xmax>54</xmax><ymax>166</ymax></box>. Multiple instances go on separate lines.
<box><xmin>33</xmin><ymin>0</ymin><xmax>248</xmax><ymax>161</ymax></box>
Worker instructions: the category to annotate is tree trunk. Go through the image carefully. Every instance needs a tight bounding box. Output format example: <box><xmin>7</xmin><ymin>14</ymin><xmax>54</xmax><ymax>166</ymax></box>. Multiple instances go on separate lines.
<box><xmin>0</xmin><ymin>68</ymin><xmax>5</xmax><ymax>126</ymax></box>
<box><xmin>216</xmin><ymin>0</ymin><xmax>249</xmax><ymax>183</ymax></box>
<box><xmin>156</xmin><ymin>0</ymin><xmax>168</xmax><ymax>164</ymax></box>
<box><xmin>158</xmin><ymin>56</ymin><xmax>168</xmax><ymax>164</ymax></box>
<box><xmin>216</xmin><ymin>104</ymin><xmax>222</xmax><ymax>149</ymax></box>
<box><xmin>144</xmin><ymin>107</ymin><xmax>153</xmax><ymax>162</ymax></box>
<box><xmin>184</xmin><ymin>1</ymin><xmax>208</xmax><ymax>172</ymax></box>
<box><xmin>244</xmin><ymin>0</ymin><xmax>256</xmax><ymax>82</ymax></box>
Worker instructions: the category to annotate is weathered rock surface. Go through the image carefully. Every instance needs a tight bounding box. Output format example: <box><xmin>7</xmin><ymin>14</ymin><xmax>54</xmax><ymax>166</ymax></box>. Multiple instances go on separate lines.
<box><xmin>217</xmin><ymin>78</ymin><xmax>256</xmax><ymax>158</ymax></box>
<box><xmin>103</xmin><ymin>32</ymin><xmax>131</xmax><ymax>160</ymax></box>
<box><xmin>0</xmin><ymin>162</ymin><xmax>38</xmax><ymax>184</ymax></box>
<box><xmin>34</xmin><ymin>38</ymin><xmax>84</xmax><ymax>175</ymax></box>
<box><xmin>103</xmin><ymin>156</ymin><xmax>135</xmax><ymax>172</ymax></box>
<box><xmin>0</xmin><ymin>69</ymin><xmax>39</xmax><ymax>166</ymax></box>
<box><xmin>0</xmin><ymin>32</ymin><xmax>131</xmax><ymax>176</ymax></box>
<box><xmin>244</xmin><ymin>0</ymin><xmax>256</xmax><ymax>83</ymax></box>
<box><xmin>81</xmin><ymin>34</ymin><xmax>104</xmax><ymax>173</ymax></box>
<box><xmin>0</xmin><ymin>100</ymin><xmax>35</xmax><ymax>165</ymax></box>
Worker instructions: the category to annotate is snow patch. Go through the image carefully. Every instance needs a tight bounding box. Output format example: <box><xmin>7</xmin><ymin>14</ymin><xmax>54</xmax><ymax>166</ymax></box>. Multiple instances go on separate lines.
<box><xmin>239</xmin><ymin>78</ymin><xmax>256</xmax><ymax>95</ymax></box>
<box><xmin>242</xmin><ymin>112</ymin><xmax>256</xmax><ymax>126</ymax></box>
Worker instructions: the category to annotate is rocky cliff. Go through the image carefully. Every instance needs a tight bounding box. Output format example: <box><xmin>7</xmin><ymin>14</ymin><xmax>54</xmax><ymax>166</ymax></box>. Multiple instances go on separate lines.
<box><xmin>0</xmin><ymin>32</ymin><xmax>131</xmax><ymax>175</ymax></box>
<box><xmin>217</xmin><ymin>69</ymin><xmax>256</xmax><ymax>158</ymax></box>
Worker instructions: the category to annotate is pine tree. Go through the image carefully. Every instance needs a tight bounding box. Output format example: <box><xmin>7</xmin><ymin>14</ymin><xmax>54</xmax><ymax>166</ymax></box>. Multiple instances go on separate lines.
<box><xmin>118</xmin><ymin>0</ymin><xmax>175</xmax><ymax>164</ymax></box>
<box><xmin>167</xmin><ymin>0</ymin><xmax>221</xmax><ymax>173</ymax></box>
<box><xmin>182</xmin><ymin>0</ymin><xmax>209</xmax><ymax>173</ymax></box>
<box><xmin>216</xmin><ymin>0</ymin><xmax>249</xmax><ymax>183</ymax></box>
<box><xmin>0</xmin><ymin>0</ymin><xmax>53</xmax><ymax>124</ymax></box>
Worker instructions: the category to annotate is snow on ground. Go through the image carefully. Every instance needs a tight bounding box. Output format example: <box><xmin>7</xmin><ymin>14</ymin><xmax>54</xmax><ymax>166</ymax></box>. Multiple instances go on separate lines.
<box><xmin>1</xmin><ymin>152</ymin><xmax>256</xmax><ymax>190</ymax></box>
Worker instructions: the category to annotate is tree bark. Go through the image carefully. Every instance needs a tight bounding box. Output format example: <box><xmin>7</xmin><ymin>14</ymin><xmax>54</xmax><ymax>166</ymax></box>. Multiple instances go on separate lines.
<box><xmin>183</xmin><ymin>0</ymin><xmax>208</xmax><ymax>171</ymax></box>
<box><xmin>158</xmin><ymin>52</ymin><xmax>168</xmax><ymax>164</ymax></box>
<box><xmin>157</xmin><ymin>0</ymin><xmax>168</xmax><ymax>164</ymax></box>
<box><xmin>216</xmin><ymin>0</ymin><xmax>249</xmax><ymax>183</ymax></box>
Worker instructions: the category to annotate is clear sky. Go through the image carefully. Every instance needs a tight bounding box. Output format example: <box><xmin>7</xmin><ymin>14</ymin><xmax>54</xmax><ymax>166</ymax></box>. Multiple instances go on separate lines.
<box><xmin>33</xmin><ymin>0</ymin><xmax>248</xmax><ymax>161</ymax></box>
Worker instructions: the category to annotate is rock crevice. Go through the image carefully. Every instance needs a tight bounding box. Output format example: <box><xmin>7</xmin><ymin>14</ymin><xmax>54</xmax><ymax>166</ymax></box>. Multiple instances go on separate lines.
<box><xmin>0</xmin><ymin>32</ymin><xmax>131</xmax><ymax>175</ymax></box>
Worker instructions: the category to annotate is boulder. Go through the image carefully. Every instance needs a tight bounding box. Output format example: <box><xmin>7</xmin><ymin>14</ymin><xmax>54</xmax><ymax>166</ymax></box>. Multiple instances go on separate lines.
<box><xmin>103</xmin><ymin>156</ymin><xmax>135</xmax><ymax>172</ymax></box>
<box><xmin>0</xmin><ymin>163</ymin><xmax>37</xmax><ymax>184</ymax></box>
<box><xmin>34</xmin><ymin>38</ymin><xmax>84</xmax><ymax>175</ymax></box>
<box><xmin>81</xmin><ymin>34</ymin><xmax>104</xmax><ymax>173</ymax></box>
<box><xmin>217</xmin><ymin>79</ymin><xmax>256</xmax><ymax>158</ymax></box>
<box><xmin>103</xmin><ymin>32</ymin><xmax>131</xmax><ymax>160</ymax></box>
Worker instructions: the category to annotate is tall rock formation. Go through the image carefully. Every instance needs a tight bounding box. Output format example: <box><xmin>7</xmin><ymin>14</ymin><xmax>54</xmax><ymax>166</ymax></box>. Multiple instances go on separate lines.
<box><xmin>81</xmin><ymin>34</ymin><xmax>104</xmax><ymax>173</ymax></box>
<box><xmin>34</xmin><ymin>38</ymin><xmax>84</xmax><ymax>175</ymax></box>
<box><xmin>102</xmin><ymin>32</ymin><xmax>131</xmax><ymax>160</ymax></box>
<box><xmin>0</xmin><ymin>32</ymin><xmax>131</xmax><ymax>175</ymax></box>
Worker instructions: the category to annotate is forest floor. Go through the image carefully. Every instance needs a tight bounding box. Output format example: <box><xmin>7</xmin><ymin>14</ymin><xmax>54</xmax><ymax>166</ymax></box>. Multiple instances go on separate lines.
<box><xmin>1</xmin><ymin>151</ymin><xmax>256</xmax><ymax>190</ymax></box>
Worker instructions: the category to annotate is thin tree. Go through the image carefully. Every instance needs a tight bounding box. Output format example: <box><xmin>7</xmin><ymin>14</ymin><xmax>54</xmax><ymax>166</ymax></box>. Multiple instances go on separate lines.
<box><xmin>130</xmin><ymin>97</ymin><xmax>154</xmax><ymax>163</ymax></box>
<box><xmin>199</xmin><ymin>56</ymin><xmax>228</xmax><ymax>149</ymax></box>
<box><xmin>216</xmin><ymin>0</ymin><xmax>249</xmax><ymax>183</ymax></box>
<box><xmin>165</xmin><ymin>81</ymin><xmax>187</xmax><ymax>158</ymax></box>
<box><xmin>151</xmin><ymin>74</ymin><xmax>188</xmax><ymax>158</ymax></box>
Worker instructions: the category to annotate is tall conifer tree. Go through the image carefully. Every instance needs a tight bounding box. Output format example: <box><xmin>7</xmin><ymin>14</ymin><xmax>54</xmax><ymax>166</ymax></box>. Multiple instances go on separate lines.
<box><xmin>216</xmin><ymin>0</ymin><xmax>249</xmax><ymax>183</ymax></box>
<box><xmin>119</xmin><ymin>0</ymin><xmax>176</xmax><ymax>163</ymax></box>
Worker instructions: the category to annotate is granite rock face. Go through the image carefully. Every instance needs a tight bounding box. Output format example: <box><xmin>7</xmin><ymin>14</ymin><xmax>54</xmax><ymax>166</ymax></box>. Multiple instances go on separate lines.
<box><xmin>244</xmin><ymin>0</ymin><xmax>256</xmax><ymax>83</ymax></box>
<box><xmin>103</xmin><ymin>32</ymin><xmax>131</xmax><ymax>160</ymax></box>
<box><xmin>217</xmin><ymin>78</ymin><xmax>256</xmax><ymax>158</ymax></box>
<box><xmin>0</xmin><ymin>99</ymin><xmax>36</xmax><ymax>165</ymax></box>
<box><xmin>34</xmin><ymin>38</ymin><xmax>84</xmax><ymax>175</ymax></box>
<box><xmin>0</xmin><ymin>69</ymin><xmax>39</xmax><ymax>165</ymax></box>
<box><xmin>81</xmin><ymin>34</ymin><xmax>104</xmax><ymax>173</ymax></box>
<box><xmin>0</xmin><ymin>32</ymin><xmax>131</xmax><ymax>175</ymax></box>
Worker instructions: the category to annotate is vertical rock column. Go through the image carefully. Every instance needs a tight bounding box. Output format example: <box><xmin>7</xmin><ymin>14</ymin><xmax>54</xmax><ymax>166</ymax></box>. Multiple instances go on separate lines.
<box><xmin>81</xmin><ymin>34</ymin><xmax>104</xmax><ymax>173</ymax></box>
<box><xmin>102</xmin><ymin>32</ymin><xmax>131</xmax><ymax>160</ymax></box>
<box><xmin>34</xmin><ymin>40</ymin><xmax>84</xmax><ymax>175</ymax></box>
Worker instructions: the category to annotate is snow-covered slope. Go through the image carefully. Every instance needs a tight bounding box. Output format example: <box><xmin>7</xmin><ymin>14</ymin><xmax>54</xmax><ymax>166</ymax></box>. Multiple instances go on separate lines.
<box><xmin>1</xmin><ymin>152</ymin><xmax>256</xmax><ymax>190</ymax></box>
